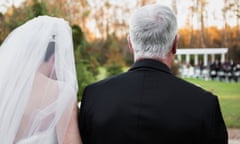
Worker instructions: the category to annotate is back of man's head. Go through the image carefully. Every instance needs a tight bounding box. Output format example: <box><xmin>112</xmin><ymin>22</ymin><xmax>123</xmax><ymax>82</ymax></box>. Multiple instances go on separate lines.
<box><xmin>129</xmin><ymin>4</ymin><xmax>178</xmax><ymax>60</ymax></box>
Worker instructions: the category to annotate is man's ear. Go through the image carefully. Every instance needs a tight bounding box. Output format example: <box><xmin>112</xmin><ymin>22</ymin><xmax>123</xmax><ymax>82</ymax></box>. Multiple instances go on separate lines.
<box><xmin>127</xmin><ymin>35</ymin><xmax>134</xmax><ymax>54</ymax></box>
<box><xmin>171</xmin><ymin>34</ymin><xmax>179</xmax><ymax>54</ymax></box>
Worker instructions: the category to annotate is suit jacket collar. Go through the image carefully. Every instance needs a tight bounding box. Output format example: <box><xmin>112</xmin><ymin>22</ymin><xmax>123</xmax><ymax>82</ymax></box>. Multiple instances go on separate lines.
<box><xmin>129</xmin><ymin>59</ymin><xmax>172</xmax><ymax>75</ymax></box>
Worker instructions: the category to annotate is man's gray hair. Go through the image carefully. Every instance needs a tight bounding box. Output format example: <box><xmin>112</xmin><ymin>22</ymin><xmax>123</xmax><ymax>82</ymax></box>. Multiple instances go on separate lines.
<box><xmin>129</xmin><ymin>4</ymin><xmax>178</xmax><ymax>60</ymax></box>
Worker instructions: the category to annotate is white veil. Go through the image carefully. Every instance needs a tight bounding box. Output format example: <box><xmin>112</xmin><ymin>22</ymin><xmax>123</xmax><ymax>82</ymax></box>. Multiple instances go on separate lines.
<box><xmin>0</xmin><ymin>16</ymin><xmax>78</xmax><ymax>144</ymax></box>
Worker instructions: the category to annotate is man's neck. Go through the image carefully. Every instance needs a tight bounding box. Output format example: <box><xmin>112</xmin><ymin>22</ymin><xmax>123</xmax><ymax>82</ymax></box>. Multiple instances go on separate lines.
<box><xmin>135</xmin><ymin>57</ymin><xmax>173</xmax><ymax>69</ymax></box>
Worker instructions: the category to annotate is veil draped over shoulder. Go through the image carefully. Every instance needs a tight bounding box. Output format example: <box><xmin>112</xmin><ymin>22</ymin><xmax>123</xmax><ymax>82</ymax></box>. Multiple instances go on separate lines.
<box><xmin>0</xmin><ymin>16</ymin><xmax>78</xmax><ymax>144</ymax></box>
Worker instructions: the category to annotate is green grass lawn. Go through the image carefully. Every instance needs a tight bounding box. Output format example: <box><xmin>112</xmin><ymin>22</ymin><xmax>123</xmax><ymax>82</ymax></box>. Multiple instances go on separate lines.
<box><xmin>184</xmin><ymin>78</ymin><xmax>240</xmax><ymax>128</ymax></box>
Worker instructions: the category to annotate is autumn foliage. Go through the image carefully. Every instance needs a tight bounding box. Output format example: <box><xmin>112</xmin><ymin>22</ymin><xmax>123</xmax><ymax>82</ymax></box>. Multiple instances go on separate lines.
<box><xmin>1</xmin><ymin>0</ymin><xmax>240</xmax><ymax>99</ymax></box>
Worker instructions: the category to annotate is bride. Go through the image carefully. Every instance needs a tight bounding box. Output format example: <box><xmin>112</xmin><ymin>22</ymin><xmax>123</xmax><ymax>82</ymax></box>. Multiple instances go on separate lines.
<box><xmin>0</xmin><ymin>16</ymin><xmax>82</xmax><ymax>143</ymax></box>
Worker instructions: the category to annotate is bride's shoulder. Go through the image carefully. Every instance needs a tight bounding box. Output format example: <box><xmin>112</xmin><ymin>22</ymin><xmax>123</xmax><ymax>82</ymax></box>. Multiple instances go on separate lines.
<box><xmin>35</xmin><ymin>72</ymin><xmax>58</xmax><ymax>87</ymax></box>
<box><xmin>31</xmin><ymin>72</ymin><xmax>59</xmax><ymax>102</ymax></box>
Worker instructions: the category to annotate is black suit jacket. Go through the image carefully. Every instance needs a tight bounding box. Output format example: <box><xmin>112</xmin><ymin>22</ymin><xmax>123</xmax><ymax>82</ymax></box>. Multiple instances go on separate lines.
<box><xmin>79</xmin><ymin>59</ymin><xmax>228</xmax><ymax>144</ymax></box>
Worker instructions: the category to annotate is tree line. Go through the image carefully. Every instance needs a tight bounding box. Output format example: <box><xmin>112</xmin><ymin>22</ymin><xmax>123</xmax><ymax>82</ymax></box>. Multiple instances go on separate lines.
<box><xmin>0</xmin><ymin>0</ymin><xmax>240</xmax><ymax>99</ymax></box>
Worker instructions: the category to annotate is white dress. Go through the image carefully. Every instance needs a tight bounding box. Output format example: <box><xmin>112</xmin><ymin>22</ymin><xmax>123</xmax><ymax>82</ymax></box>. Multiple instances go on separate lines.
<box><xmin>0</xmin><ymin>16</ymin><xmax>78</xmax><ymax>144</ymax></box>
<box><xmin>17</xmin><ymin>129</ymin><xmax>57</xmax><ymax>144</ymax></box>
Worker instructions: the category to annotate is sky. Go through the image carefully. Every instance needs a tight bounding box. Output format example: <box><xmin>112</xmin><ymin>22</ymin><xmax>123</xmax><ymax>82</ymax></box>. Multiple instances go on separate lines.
<box><xmin>0</xmin><ymin>0</ymin><xmax>24</xmax><ymax>12</ymax></box>
<box><xmin>0</xmin><ymin>0</ymin><xmax>237</xmax><ymax>29</ymax></box>
<box><xmin>157</xmin><ymin>0</ymin><xmax>232</xmax><ymax>28</ymax></box>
